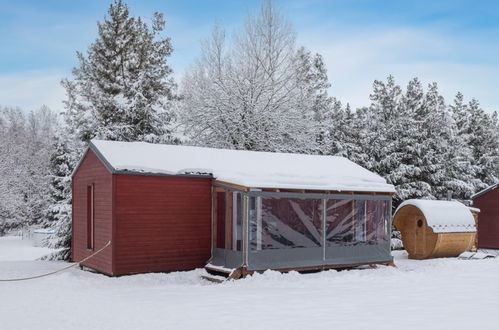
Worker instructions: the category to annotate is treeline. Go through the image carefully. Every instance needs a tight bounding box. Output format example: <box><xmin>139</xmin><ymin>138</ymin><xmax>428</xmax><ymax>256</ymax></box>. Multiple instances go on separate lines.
<box><xmin>0</xmin><ymin>0</ymin><xmax>498</xmax><ymax>258</ymax></box>
<box><xmin>0</xmin><ymin>107</ymin><xmax>57</xmax><ymax>233</ymax></box>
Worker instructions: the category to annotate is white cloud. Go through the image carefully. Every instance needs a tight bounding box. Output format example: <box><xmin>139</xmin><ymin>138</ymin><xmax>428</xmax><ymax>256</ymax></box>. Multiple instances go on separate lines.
<box><xmin>299</xmin><ymin>25</ymin><xmax>499</xmax><ymax>113</ymax></box>
<box><xmin>0</xmin><ymin>70</ymin><xmax>66</xmax><ymax>112</ymax></box>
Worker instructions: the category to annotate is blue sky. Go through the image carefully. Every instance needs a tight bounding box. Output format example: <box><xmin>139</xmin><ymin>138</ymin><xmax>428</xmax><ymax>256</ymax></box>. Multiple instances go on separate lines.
<box><xmin>1</xmin><ymin>0</ymin><xmax>498</xmax><ymax>113</ymax></box>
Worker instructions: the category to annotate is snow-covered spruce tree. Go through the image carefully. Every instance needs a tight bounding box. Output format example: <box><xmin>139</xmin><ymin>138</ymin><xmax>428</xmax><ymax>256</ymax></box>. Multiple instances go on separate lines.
<box><xmin>487</xmin><ymin>111</ymin><xmax>499</xmax><ymax>181</ymax></box>
<box><xmin>181</xmin><ymin>1</ymin><xmax>322</xmax><ymax>152</ymax></box>
<box><xmin>325</xmin><ymin>99</ymin><xmax>351</xmax><ymax>158</ymax></box>
<box><xmin>356</xmin><ymin>77</ymin><xmax>475</xmax><ymax>205</ymax></box>
<box><xmin>47</xmin><ymin>1</ymin><xmax>178</xmax><ymax>258</ymax></box>
<box><xmin>62</xmin><ymin>0</ymin><xmax>177</xmax><ymax>143</ymax></box>
<box><xmin>354</xmin><ymin>75</ymin><xmax>404</xmax><ymax>194</ymax></box>
<box><xmin>386</xmin><ymin>78</ymin><xmax>430</xmax><ymax>204</ymax></box>
<box><xmin>24</xmin><ymin>107</ymin><xmax>58</xmax><ymax>226</ymax></box>
<box><xmin>42</xmin><ymin>127</ymin><xmax>84</xmax><ymax>260</ymax></box>
<box><xmin>465</xmin><ymin>99</ymin><xmax>499</xmax><ymax>189</ymax></box>
<box><xmin>294</xmin><ymin>47</ymin><xmax>334</xmax><ymax>154</ymax></box>
<box><xmin>419</xmin><ymin>82</ymin><xmax>455</xmax><ymax>200</ymax></box>
<box><xmin>445</xmin><ymin>93</ymin><xmax>479</xmax><ymax>201</ymax></box>
<box><xmin>368</xmin><ymin>75</ymin><xmax>402</xmax><ymax>172</ymax></box>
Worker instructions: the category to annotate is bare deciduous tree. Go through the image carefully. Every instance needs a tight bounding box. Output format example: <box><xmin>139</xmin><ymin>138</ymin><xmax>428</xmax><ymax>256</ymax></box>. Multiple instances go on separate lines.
<box><xmin>181</xmin><ymin>0</ymin><xmax>322</xmax><ymax>152</ymax></box>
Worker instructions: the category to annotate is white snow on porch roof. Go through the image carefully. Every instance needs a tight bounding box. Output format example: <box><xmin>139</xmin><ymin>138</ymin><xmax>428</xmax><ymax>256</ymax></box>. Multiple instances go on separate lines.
<box><xmin>395</xmin><ymin>199</ymin><xmax>476</xmax><ymax>233</ymax></box>
<box><xmin>90</xmin><ymin>140</ymin><xmax>395</xmax><ymax>193</ymax></box>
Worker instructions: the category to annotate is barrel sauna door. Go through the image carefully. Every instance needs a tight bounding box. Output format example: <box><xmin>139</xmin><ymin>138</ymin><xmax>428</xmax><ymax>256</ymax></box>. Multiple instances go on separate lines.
<box><xmin>415</xmin><ymin>216</ymin><xmax>425</xmax><ymax>256</ymax></box>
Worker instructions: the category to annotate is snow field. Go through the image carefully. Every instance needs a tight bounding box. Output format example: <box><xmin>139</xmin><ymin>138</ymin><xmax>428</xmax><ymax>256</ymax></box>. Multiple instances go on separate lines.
<box><xmin>1</xmin><ymin>236</ymin><xmax>498</xmax><ymax>330</ymax></box>
<box><xmin>0</xmin><ymin>235</ymin><xmax>55</xmax><ymax>261</ymax></box>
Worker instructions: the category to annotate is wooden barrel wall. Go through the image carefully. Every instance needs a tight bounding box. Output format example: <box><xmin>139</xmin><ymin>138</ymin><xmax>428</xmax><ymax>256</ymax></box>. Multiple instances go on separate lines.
<box><xmin>394</xmin><ymin>205</ymin><xmax>475</xmax><ymax>259</ymax></box>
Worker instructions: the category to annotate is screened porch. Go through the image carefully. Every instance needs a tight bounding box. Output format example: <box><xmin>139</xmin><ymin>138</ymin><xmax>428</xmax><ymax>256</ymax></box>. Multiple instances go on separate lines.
<box><xmin>210</xmin><ymin>184</ymin><xmax>393</xmax><ymax>271</ymax></box>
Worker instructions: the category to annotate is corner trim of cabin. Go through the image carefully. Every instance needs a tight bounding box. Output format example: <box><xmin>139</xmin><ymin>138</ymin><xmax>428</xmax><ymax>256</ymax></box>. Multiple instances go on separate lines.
<box><xmin>71</xmin><ymin>178</ymin><xmax>75</xmax><ymax>262</ymax></box>
<box><xmin>111</xmin><ymin>174</ymin><xmax>117</xmax><ymax>276</ymax></box>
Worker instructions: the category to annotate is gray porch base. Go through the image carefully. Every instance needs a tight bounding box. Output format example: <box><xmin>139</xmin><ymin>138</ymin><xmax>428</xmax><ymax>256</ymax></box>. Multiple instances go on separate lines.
<box><xmin>210</xmin><ymin>243</ymin><xmax>392</xmax><ymax>271</ymax></box>
<box><xmin>210</xmin><ymin>248</ymin><xmax>244</xmax><ymax>269</ymax></box>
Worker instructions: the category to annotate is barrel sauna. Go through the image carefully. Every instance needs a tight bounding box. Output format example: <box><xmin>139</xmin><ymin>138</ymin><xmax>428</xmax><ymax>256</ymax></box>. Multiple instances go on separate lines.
<box><xmin>393</xmin><ymin>200</ymin><xmax>476</xmax><ymax>259</ymax></box>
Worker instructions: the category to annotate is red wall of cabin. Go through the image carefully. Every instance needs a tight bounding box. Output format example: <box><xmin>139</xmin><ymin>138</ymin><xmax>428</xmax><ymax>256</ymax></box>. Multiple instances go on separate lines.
<box><xmin>473</xmin><ymin>187</ymin><xmax>499</xmax><ymax>249</ymax></box>
<box><xmin>72</xmin><ymin>149</ymin><xmax>114</xmax><ymax>274</ymax></box>
<box><xmin>113</xmin><ymin>174</ymin><xmax>212</xmax><ymax>275</ymax></box>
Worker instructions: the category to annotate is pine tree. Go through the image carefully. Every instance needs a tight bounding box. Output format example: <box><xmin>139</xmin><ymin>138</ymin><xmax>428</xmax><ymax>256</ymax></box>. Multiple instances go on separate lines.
<box><xmin>43</xmin><ymin>130</ymin><xmax>83</xmax><ymax>260</ymax></box>
<box><xmin>445</xmin><ymin>93</ymin><xmax>478</xmax><ymax>201</ymax></box>
<box><xmin>326</xmin><ymin>99</ymin><xmax>350</xmax><ymax>157</ymax></box>
<box><xmin>295</xmin><ymin>47</ymin><xmax>333</xmax><ymax>154</ymax></box>
<box><xmin>62</xmin><ymin>0</ymin><xmax>177</xmax><ymax>143</ymax></box>
<box><xmin>417</xmin><ymin>82</ymin><xmax>450</xmax><ymax>199</ymax></box>
<box><xmin>47</xmin><ymin>0</ymin><xmax>178</xmax><ymax>258</ymax></box>
<box><xmin>466</xmin><ymin>100</ymin><xmax>499</xmax><ymax>188</ymax></box>
<box><xmin>361</xmin><ymin>76</ymin><xmax>402</xmax><ymax>180</ymax></box>
<box><xmin>24</xmin><ymin>107</ymin><xmax>58</xmax><ymax>225</ymax></box>
<box><xmin>388</xmin><ymin>78</ymin><xmax>428</xmax><ymax>203</ymax></box>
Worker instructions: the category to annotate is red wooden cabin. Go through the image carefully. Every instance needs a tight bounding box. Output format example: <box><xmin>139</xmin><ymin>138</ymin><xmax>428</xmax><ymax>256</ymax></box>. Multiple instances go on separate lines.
<box><xmin>472</xmin><ymin>183</ymin><xmax>499</xmax><ymax>249</ymax></box>
<box><xmin>72</xmin><ymin>140</ymin><xmax>395</xmax><ymax>276</ymax></box>
<box><xmin>72</xmin><ymin>143</ymin><xmax>212</xmax><ymax>275</ymax></box>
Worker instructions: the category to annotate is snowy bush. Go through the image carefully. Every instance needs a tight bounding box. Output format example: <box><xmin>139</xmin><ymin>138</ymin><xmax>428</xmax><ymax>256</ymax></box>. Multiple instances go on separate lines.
<box><xmin>391</xmin><ymin>238</ymin><xmax>404</xmax><ymax>251</ymax></box>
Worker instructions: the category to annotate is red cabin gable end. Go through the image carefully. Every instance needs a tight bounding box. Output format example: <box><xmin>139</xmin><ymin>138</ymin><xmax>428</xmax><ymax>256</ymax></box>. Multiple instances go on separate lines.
<box><xmin>72</xmin><ymin>148</ymin><xmax>213</xmax><ymax>276</ymax></box>
<box><xmin>72</xmin><ymin>149</ymin><xmax>114</xmax><ymax>274</ymax></box>
<box><xmin>473</xmin><ymin>185</ymin><xmax>499</xmax><ymax>249</ymax></box>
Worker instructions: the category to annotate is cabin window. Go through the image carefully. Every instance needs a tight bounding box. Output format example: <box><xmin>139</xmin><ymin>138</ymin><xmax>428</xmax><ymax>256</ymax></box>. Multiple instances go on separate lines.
<box><xmin>255</xmin><ymin>197</ymin><xmax>322</xmax><ymax>250</ymax></box>
<box><xmin>86</xmin><ymin>184</ymin><xmax>94</xmax><ymax>250</ymax></box>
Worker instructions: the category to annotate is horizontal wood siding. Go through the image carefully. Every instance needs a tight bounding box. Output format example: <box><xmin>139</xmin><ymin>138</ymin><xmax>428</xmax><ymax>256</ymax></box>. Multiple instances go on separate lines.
<box><xmin>474</xmin><ymin>188</ymin><xmax>499</xmax><ymax>249</ymax></box>
<box><xmin>114</xmin><ymin>175</ymin><xmax>212</xmax><ymax>275</ymax></box>
<box><xmin>72</xmin><ymin>149</ymin><xmax>113</xmax><ymax>274</ymax></box>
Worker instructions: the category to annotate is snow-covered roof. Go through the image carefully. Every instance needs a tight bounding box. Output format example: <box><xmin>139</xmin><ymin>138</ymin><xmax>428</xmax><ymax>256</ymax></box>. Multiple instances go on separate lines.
<box><xmin>395</xmin><ymin>199</ymin><xmax>476</xmax><ymax>233</ymax></box>
<box><xmin>88</xmin><ymin>140</ymin><xmax>395</xmax><ymax>193</ymax></box>
<box><xmin>471</xmin><ymin>183</ymin><xmax>499</xmax><ymax>199</ymax></box>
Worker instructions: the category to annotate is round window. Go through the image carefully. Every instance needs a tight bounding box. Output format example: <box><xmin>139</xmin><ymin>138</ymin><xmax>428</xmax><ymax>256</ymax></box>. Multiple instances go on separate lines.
<box><xmin>417</xmin><ymin>219</ymin><xmax>423</xmax><ymax>227</ymax></box>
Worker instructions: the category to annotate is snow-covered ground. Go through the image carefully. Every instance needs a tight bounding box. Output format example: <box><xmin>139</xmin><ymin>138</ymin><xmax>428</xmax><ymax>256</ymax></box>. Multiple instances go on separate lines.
<box><xmin>0</xmin><ymin>234</ymin><xmax>56</xmax><ymax>261</ymax></box>
<box><xmin>1</xmin><ymin>235</ymin><xmax>498</xmax><ymax>330</ymax></box>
